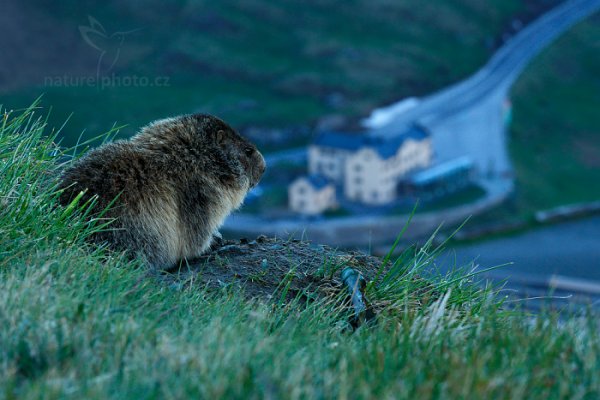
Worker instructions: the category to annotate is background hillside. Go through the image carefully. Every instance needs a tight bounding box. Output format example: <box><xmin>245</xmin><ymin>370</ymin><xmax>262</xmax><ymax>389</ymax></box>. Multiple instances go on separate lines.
<box><xmin>508</xmin><ymin>13</ymin><xmax>600</xmax><ymax>212</ymax></box>
<box><xmin>1</xmin><ymin>0</ymin><xmax>559</xmax><ymax>147</ymax></box>
<box><xmin>463</xmin><ymin>12</ymin><xmax>600</xmax><ymax>228</ymax></box>
<box><xmin>1</xmin><ymin>0</ymin><xmax>598</xmax><ymax>223</ymax></box>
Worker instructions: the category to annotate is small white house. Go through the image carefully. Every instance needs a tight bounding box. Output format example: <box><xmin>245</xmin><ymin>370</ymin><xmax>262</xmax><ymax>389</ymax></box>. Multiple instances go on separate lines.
<box><xmin>288</xmin><ymin>174</ymin><xmax>336</xmax><ymax>215</ymax></box>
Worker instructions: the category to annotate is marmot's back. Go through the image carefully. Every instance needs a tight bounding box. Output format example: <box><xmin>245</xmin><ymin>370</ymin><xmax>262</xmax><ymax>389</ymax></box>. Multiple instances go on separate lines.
<box><xmin>58</xmin><ymin>114</ymin><xmax>266</xmax><ymax>269</ymax></box>
<box><xmin>60</xmin><ymin>143</ymin><xmax>150</xmax><ymax>210</ymax></box>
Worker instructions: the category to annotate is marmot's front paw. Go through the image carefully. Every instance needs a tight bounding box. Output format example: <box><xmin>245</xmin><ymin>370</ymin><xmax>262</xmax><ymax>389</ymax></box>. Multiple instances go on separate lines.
<box><xmin>209</xmin><ymin>232</ymin><xmax>224</xmax><ymax>251</ymax></box>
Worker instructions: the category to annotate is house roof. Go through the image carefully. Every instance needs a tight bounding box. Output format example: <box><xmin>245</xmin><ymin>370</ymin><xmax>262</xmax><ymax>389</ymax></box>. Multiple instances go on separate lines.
<box><xmin>305</xmin><ymin>174</ymin><xmax>331</xmax><ymax>190</ymax></box>
<box><xmin>313</xmin><ymin>125</ymin><xmax>429</xmax><ymax>160</ymax></box>
<box><xmin>410</xmin><ymin>156</ymin><xmax>473</xmax><ymax>185</ymax></box>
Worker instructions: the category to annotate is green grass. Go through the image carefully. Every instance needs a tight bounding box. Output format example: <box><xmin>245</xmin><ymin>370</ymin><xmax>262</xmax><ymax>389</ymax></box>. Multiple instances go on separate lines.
<box><xmin>2</xmin><ymin>0</ymin><xmax>556</xmax><ymax>146</ymax></box>
<box><xmin>507</xmin><ymin>15</ymin><xmax>600</xmax><ymax>216</ymax></box>
<box><xmin>2</xmin><ymin>105</ymin><xmax>600</xmax><ymax>398</ymax></box>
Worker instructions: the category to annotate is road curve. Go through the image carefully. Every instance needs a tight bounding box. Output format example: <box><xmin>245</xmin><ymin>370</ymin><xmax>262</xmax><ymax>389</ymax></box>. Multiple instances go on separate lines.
<box><xmin>264</xmin><ymin>0</ymin><xmax>600</xmax><ymax>165</ymax></box>
<box><xmin>372</xmin><ymin>0</ymin><xmax>600</xmax><ymax>135</ymax></box>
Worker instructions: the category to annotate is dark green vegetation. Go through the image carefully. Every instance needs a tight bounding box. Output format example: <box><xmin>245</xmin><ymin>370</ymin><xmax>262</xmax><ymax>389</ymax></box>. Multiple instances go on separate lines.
<box><xmin>464</xmin><ymin>14</ymin><xmax>600</xmax><ymax>233</ymax></box>
<box><xmin>420</xmin><ymin>184</ymin><xmax>487</xmax><ymax>212</ymax></box>
<box><xmin>2</xmin><ymin>0</ymin><xmax>556</xmax><ymax>146</ymax></box>
<box><xmin>241</xmin><ymin>185</ymin><xmax>288</xmax><ymax>215</ymax></box>
<box><xmin>2</xmin><ymin>105</ymin><xmax>600</xmax><ymax>399</ymax></box>
<box><xmin>393</xmin><ymin>184</ymin><xmax>487</xmax><ymax>215</ymax></box>
<box><xmin>508</xmin><ymin>15</ymin><xmax>600</xmax><ymax>215</ymax></box>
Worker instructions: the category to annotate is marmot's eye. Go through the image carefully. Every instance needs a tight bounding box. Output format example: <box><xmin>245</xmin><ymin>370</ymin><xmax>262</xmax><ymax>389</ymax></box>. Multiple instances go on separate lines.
<box><xmin>244</xmin><ymin>147</ymin><xmax>254</xmax><ymax>156</ymax></box>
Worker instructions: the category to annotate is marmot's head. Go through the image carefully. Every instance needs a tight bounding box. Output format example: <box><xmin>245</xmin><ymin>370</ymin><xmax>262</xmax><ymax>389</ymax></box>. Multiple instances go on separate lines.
<box><xmin>192</xmin><ymin>113</ymin><xmax>266</xmax><ymax>190</ymax></box>
<box><xmin>134</xmin><ymin>113</ymin><xmax>266</xmax><ymax>191</ymax></box>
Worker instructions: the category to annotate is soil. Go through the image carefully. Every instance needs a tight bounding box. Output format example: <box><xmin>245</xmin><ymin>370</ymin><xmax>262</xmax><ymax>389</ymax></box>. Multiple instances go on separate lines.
<box><xmin>161</xmin><ymin>235</ymin><xmax>386</xmax><ymax>304</ymax></box>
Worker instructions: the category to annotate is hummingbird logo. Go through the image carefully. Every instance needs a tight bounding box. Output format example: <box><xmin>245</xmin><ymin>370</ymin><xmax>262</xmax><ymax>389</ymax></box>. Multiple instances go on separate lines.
<box><xmin>79</xmin><ymin>16</ymin><xmax>141</xmax><ymax>78</ymax></box>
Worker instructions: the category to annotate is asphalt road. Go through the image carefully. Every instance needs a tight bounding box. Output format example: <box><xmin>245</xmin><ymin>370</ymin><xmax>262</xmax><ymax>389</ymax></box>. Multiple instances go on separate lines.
<box><xmin>440</xmin><ymin>215</ymin><xmax>600</xmax><ymax>281</ymax></box>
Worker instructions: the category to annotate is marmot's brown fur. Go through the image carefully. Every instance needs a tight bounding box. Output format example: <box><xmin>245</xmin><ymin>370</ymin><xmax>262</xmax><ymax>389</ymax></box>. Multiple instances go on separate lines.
<box><xmin>58</xmin><ymin>114</ymin><xmax>266</xmax><ymax>270</ymax></box>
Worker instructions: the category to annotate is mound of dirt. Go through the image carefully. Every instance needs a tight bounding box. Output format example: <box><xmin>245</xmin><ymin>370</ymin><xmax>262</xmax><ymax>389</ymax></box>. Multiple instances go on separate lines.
<box><xmin>162</xmin><ymin>235</ymin><xmax>385</xmax><ymax>303</ymax></box>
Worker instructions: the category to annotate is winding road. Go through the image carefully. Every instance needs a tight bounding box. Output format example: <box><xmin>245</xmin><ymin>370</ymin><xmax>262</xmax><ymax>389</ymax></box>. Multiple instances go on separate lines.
<box><xmin>371</xmin><ymin>0</ymin><xmax>600</xmax><ymax>133</ymax></box>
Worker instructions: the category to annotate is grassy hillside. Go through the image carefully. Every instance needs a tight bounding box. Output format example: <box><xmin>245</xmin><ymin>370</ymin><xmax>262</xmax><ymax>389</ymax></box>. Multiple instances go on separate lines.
<box><xmin>508</xmin><ymin>14</ymin><xmax>600</xmax><ymax>213</ymax></box>
<box><xmin>1</xmin><ymin>0</ymin><xmax>557</xmax><ymax>146</ymax></box>
<box><xmin>2</xmin><ymin>105</ymin><xmax>599</xmax><ymax>398</ymax></box>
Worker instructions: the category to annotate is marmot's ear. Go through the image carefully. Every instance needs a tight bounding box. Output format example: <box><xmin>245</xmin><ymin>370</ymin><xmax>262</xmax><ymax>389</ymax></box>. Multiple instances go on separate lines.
<box><xmin>215</xmin><ymin>129</ymin><xmax>226</xmax><ymax>145</ymax></box>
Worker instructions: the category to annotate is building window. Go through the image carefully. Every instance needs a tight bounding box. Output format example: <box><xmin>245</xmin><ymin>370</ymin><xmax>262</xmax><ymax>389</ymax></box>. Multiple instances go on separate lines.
<box><xmin>298</xmin><ymin>187</ymin><xmax>306</xmax><ymax>195</ymax></box>
<box><xmin>372</xmin><ymin>191</ymin><xmax>378</xmax><ymax>200</ymax></box>
<box><xmin>355</xmin><ymin>177</ymin><xmax>362</xmax><ymax>185</ymax></box>
<box><xmin>354</xmin><ymin>164</ymin><xmax>362</xmax><ymax>172</ymax></box>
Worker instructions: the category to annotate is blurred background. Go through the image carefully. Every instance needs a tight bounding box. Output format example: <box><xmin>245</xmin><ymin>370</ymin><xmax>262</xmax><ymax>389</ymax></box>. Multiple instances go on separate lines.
<box><xmin>1</xmin><ymin>0</ymin><xmax>599</xmax><ymax>302</ymax></box>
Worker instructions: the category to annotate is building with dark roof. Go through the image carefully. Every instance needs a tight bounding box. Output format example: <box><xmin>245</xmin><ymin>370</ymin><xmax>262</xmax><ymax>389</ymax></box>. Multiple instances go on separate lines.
<box><xmin>305</xmin><ymin>125</ymin><xmax>433</xmax><ymax>205</ymax></box>
<box><xmin>312</xmin><ymin>125</ymin><xmax>429</xmax><ymax>160</ymax></box>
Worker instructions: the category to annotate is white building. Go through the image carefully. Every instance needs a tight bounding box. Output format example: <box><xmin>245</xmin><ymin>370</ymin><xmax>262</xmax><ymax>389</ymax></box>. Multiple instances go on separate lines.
<box><xmin>303</xmin><ymin>125</ymin><xmax>432</xmax><ymax>206</ymax></box>
<box><xmin>288</xmin><ymin>174</ymin><xmax>336</xmax><ymax>215</ymax></box>
<box><xmin>308</xmin><ymin>140</ymin><xmax>355</xmax><ymax>183</ymax></box>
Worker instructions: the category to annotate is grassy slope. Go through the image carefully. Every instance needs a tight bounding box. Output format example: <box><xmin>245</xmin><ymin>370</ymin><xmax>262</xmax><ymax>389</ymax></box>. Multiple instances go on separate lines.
<box><xmin>509</xmin><ymin>14</ymin><xmax>600</xmax><ymax>212</ymax></box>
<box><xmin>2</xmin><ymin>0</ymin><xmax>553</xmax><ymax>146</ymax></box>
<box><xmin>2</xmin><ymin>106</ymin><xmax>599</xmax><ymax>398</ymax></box>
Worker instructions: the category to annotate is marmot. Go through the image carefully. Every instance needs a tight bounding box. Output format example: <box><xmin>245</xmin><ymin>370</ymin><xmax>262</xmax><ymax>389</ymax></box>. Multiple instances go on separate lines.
<box><xmin>58</xmin><ymin>114</ymin><xmax>266</xmax><ymax>269</ymax></box>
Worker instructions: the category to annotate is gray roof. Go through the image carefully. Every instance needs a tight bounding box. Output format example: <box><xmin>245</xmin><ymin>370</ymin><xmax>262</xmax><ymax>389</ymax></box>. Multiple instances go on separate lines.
<box><xmin>313</xmin><ymin>125</ymin><xmax>429</xmax><ymax>160</ymax></box>
<box><xmin>410</xmin><ymin>156</ymin><xmax>473</xmax><ymax>185</ymax></box>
